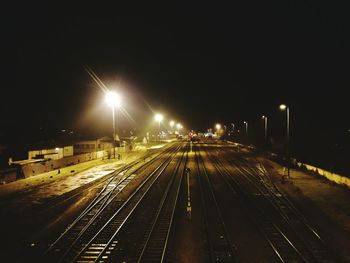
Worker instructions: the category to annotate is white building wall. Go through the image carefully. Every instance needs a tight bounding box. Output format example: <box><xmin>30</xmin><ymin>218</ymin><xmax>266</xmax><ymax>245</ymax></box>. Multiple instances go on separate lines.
<box><xmin>28</xmin><ymin>146</ymin><xmax>71</xmax><ymax>160</ymax></box>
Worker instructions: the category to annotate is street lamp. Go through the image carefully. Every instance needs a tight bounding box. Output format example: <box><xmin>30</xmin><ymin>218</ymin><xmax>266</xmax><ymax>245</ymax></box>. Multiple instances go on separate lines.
<box><xmin>243</xmin><ymin>121</ymin><xmax>248</xmax><ymax>134</ymax></box>
<box><xmin>155</xmin><ymin>113</ymin><xmax>164</xmax><ymax>141</ymax></box>
<box><xmin>176</xmin><ymin>123</ymin><xmax>182</xmax><ymax>134</ymax></box>
<box><xmin>279</xmin><ymin>104</ymin><xmax>290</xmax><ymax>178</ymax></box>
<box><xmin>243</xmin><ymin>121</ymin><xmax>248</xmax><ymax>144</ymax></box>
<box><xmin>262</xmin><ymin>115</ymin><xmax>268</xmax><ymax>145</ymax></box>
<box><xmin>105</xmin><ymin>91</ymin><xmax>121</xmax><ymax>158</ymax></box>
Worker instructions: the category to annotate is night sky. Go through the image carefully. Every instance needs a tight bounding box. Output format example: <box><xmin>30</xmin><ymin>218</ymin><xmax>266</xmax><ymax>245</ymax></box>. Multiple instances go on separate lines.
<box><xmin>2</xmin><ymin>3</ymin><xmax>350</xmax><ymax>172</ymax></box>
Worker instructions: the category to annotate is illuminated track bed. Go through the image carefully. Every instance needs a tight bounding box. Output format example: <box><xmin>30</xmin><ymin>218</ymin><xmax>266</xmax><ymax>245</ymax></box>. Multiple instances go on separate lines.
<box><xmin>3</xmin><ymin>141</ymin><xmax>348</xmax><ymax>262</ymax></box>
<box><xmin>204</xmin><ymin>143</ymin><xmax>338</xmax><ymax>262</ymax></box>
<box><xmin>194</xmin><ymin>147</ymin><xmax>237</xmax><ymax>262</ymax></box>
<box><xmin>44</xmin><ymin>143</ymin><xmax>188</xmax><ymax>262</ymax></box>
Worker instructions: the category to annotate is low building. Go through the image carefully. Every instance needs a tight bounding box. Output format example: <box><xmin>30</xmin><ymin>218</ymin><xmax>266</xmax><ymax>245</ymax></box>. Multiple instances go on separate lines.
<box><xmin>28</xmin><ymin>145</ymin><xmax>73</xmax><ymax>160</ymax></box>
<box><xmin>73</xmin><ymin>137</ymin><xmax>113</xmax><ymax>154</ymax></box>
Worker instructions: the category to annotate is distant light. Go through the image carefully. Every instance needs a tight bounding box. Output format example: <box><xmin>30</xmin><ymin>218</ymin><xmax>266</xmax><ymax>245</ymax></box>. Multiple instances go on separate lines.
<box><xmin>216</xmin><ymin>124</ymin><xmax>221</xmax><ymax>130</ymax></box>
<box><xmin>177</xmin><ymin>123</ymin><xmax>182</xmax><ymax>129</ymax></box>
<box><xmin>244</xmin><ymin>121</ymin><xmax>247</xmax><ymax>124</ymax></box>
<box><xmin>170</xmin><ymin>120</ymin><xmax>175</xmax><ymax>127</ymax></box>
<box><xmin>279</xmin><ymin>104</ymin><xmax>287</xmax><ymax>110</ymax></box>
<box><xmin>105</xmin><ymin>91</ymin><xmax>121</xmax><ymax>108</ymax></box>
<box><xmin>262</xmin><ymin>115</ymin><xmax>265</xmax><ymax>119</ymax></box>
<box><xmin>55</xmin><ymin>148</ymin><xmax>59</xmax><ymax>151</ymax></box>
<box><xmin>155</xmin><ymin>113</ymin><xmax>164</xmax><ymax>122</ymax></box>
<box><xmin>61</xmin><ymin>129</ymin><xmax>66</xmax><ymax>132</ymax></box>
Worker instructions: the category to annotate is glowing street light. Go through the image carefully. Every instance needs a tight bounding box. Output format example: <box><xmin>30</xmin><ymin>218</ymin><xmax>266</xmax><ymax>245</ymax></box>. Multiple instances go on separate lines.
<box><xmin>155</xmin><ymin>113</ymin><xmax>164</xmax><ymax>127</ymax></box>
<box><xmin>105</xmin><ymin>91</ymin><xmax>121</xmax><ymax>108</ymax></box>
<box><xmin>279</xmin><ymin>104</ymin><xmax>287</xmax><ymax>110</ymax></box>
<box><xmin>176</xmin><ymin>123</ymin><xmax>183</xmax><ymax>134</ymax></box>
<box><xmin>169</xmin><ymin>120</ymin><xmax>175</xmax><ymax>132</ymax></box>
<box><xmin>279</xmin><ymin>104</ymin><xmax>290</xmax><ymax>178</ymax></box>
<box><xmin>105</xmin><ymin>91</ymin><xmax>121</xmax><ymax>158</ymax></box>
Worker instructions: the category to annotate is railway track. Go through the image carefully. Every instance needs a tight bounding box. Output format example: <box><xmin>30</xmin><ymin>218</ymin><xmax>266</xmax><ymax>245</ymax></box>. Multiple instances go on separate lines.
<box><xmin>234</xmin><ymin>154</ymin><xmax>339</xmax><ymax>262</ymax></box>
<box><xmin>208</xmin><ymin>146</ymin><xmax>338</xmax><ymax>262</ymax></box>
<box><xmin>70</xmin><ymin>143</ymin><xmax>186</xmax><ymax>263</ymax></box>
<box><xmin>39</xmin><ymin>143</ymin><xmax>177</xmax><ymax>212</ymax></box>
<box><xmin>195</xmin><ymin>145</ymin><xmax>237</xmax><ymax>263</ymax></box>
<box><xmin>44</xmin><ymin>143</ymin><xmax>182</xmax><ymax>262</ymax></box>
<box><xmin>136</xmin><ymin>146</ymin><xmax>188</xmax><ymax>263</ymax></box>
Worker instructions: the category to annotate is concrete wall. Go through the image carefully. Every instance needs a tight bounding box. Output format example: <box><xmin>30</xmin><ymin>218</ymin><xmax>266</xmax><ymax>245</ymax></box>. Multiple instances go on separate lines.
<box><xmin>297</xmin><ymin>162</ymin><xmax>350</xmax><ymax>188</ymax></box>
<box><xmin>63</xmin><ymin>146</ymin><xmax>74</xmax><ymax>157</ymax></box>
<box><xmin>227</xmin><ymin>140</ymin><xmax>350</xmax><ymax>188</ymax></box>
<box><xmin>43</xmin><ymin>153</ymin><xmax>59</xmax><ymax>160</ymax></box>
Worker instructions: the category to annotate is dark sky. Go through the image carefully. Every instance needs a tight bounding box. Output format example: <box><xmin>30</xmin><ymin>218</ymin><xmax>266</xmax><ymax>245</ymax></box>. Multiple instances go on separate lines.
<box><xmin>2</xmin><ymin>3</ymin><xmax>350</xmax><ymax>152</ymax></box>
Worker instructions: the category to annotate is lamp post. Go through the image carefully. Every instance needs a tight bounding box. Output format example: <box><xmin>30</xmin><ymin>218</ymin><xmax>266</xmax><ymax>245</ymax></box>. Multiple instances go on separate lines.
<box><xmin>170</xmin><ymin>120</ymin><xmax>175</xmax><ymax>133</ymax></box>
<box><xmin>262</xmin><ymin>115</ymin><xmax>268</xmax><ymax>146</ymax></box>
<box><xmin>243</xmin><ymin>121</ymin><xmax>248</xmax><ymax>134</ymax></box>
<box><xmin>279</xmin><ymin>104</ymin><xmax>290</xmax><ymax>178</ymax></box>
<box><xmin>105</xmin><ymin>91</ymin><xmax>121</xmax><ymax>158</ymax></box>
<box><xmin>243</xmin><ymin>121</ymin><xmax>248</xmax><ymax>144</ymax></box>
<box><xmin>155</xmin><ymin>113</ymin><xmax>164</xmax><ymax>141</ymax></box>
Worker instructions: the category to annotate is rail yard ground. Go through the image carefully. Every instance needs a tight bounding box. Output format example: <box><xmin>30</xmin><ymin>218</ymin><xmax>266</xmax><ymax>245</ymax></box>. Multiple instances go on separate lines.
<box><xmin>0</xmin><ymin>140</ymin><xmax>349</xmax><ymax>262</ymax></box>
